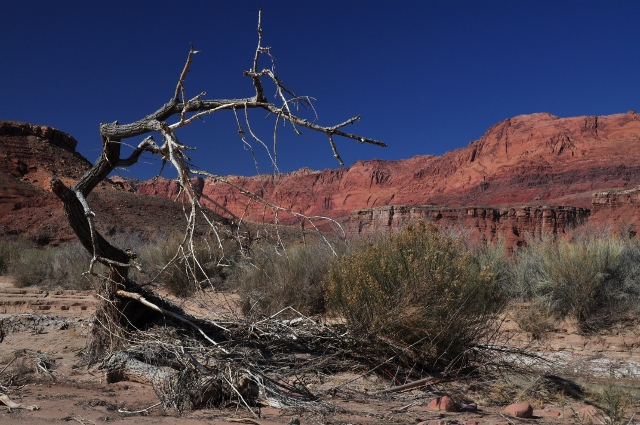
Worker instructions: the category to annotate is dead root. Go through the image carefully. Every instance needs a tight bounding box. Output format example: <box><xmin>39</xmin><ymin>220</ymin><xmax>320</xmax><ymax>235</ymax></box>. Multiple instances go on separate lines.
<box><xmin>83</xmin><ymin>286</ymin><xmax>535</xmax><ymax>416</ymax></box>
<box><xmin>0</xmin><ymin>392</ymin><xmax>39</xmax><ymax>411</ymax></box>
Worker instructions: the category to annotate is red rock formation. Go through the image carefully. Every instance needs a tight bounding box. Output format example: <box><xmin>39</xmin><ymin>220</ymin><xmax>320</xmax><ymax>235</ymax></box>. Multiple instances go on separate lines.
<box><xmin>0</xmin><ymin>121</ymin><xmax>208</xmax><ymax>244</ymax></box>
<box><xmin>592</xmin><ymin>186</ymin><xmax>640</xmax><ymax>211</ymax></box>
<box><xmin>134</xmin><ymin>111</ymin><xmax>640</xmax><ymax>225</ymax></box>
<box><xmin>348</xmin><ymin>205</ymin><xmax>589</xmax><ymax>248</ymax></box>
<box><xmin>6</xmin><ymin>110</ymin><xmax>640</xmax><ymax>245</ymax></box>
<box><xmin>136</xmin><ymin>176</ymin><xmax>204</xmax><ymax>200</ymax></box>
<box><xmin>588</xmin><ymin>186</ymin><xmax>640</xmax><ymax>235</ymax></box>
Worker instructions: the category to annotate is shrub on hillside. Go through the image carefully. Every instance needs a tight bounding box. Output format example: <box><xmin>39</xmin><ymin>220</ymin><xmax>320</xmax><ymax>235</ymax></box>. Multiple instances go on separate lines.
<box><xmin>0</xmin><ymin>238</ymin><xmax>30</xmax><ymax>274</ymax></box>
<box><xmin>326</xmin><ymin>222</ymin><xmax>507</xmax><ymax>372</ymax></box>
<box><xmin>231</xmin><ymin>242</ymin><xmax>337</xmax><ymax>317</ymax></box>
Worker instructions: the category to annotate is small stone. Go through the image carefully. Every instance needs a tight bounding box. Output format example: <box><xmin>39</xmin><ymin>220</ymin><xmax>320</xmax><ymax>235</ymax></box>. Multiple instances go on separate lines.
<box><xmin>459</xmin><ymin>403</ymin><xmax>478</xmax><ymax>412</ymax></box>
<box><xmin>466</xmin><ymin>421</ymin><xmax>481</xmax><ymax>425</ymax></box>
<box><xmin>287</xmin><ymin>418</ymin><xmax>300</xmax><ymax>425</ymax></box>
<box><xmin>504</xmin><ymin>402</ymin><xmax>533</xmax><ymax>418</ymax></box>
<box><xmin>427</xmin><ymin>395</ymin><xmax>457</xmax><ymax>412</ymax></box>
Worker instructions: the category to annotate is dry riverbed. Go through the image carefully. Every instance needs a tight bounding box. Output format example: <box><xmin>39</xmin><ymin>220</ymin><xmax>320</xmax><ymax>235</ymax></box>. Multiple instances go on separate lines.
<box><xmin>0</xmin><ymin>279</ymin><xmax>639</xmax><ymax>425</ymax></box>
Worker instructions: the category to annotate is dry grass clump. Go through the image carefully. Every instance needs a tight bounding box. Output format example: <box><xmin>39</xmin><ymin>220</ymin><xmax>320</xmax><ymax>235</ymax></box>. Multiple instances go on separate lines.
<box><xmin>0</xmin><ymin>237</ymin><xmax>30</xmax><ymax>273</ymax></box>
<box><xmin>230</xmin><ymin>242</ymin><xmax>338</xmax><ymax>317</ymax></box>
<box><xmin>509</xmin><ymin>232</ymin><xmax>640</xmax><ymax>334</ymax></box>
<box><xmin>136</xmin><ymin>234</ymin><xmax>235</xmax><ymax>298</ymax></box>
<box><xmin>6</xmin><ymin>241</ymin><xmax>91</xmax><ymax>289</ymax></box>
<box><xmin>325</xmin><ymin>221</ymin><xmax>507</xmax><ymax>372</ymax></box>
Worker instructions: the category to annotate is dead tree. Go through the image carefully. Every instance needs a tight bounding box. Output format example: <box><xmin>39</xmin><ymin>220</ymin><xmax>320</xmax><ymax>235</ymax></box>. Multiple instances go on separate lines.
<box><xmin>50</xmin><ymin>11</ymin><xmax>386</xmax><ymax>411</ymax></box>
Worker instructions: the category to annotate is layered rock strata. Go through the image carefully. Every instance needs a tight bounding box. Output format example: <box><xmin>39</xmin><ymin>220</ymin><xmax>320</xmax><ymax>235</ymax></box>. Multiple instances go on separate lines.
<box><xmin>592</xmin><ymin>186</ymin><xmax>640</xmax><ymax>211</ymax></box>
<box><xmin>349</xmin><ymin>205</ymin><xmax>590</xmax><ymax>248</ymax></box>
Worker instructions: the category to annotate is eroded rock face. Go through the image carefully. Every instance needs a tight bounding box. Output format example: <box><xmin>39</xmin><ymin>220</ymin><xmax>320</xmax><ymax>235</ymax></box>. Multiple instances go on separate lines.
<box><xmin>135</xmin><ymin>111</ymin><xmax>640</xmax><ymax>226</ymax></box>
<box><xmin>592</xmin><ymin>186</ymin><xmax>640</xmax><ymax>211</ymax></box>
<box><xmin>348</xmin><ymin>205</ymin><xmax>590</xmax><ymax>249</ymax></box>
<box><xmin>136</xmin><ymin>176</ymin><xmax>205</xmax><ymax>200</ymax></box>
<box><xmin>5</xmin><ymin>111</ymin><xmax>640</xmax><ymax>245</ymax></box>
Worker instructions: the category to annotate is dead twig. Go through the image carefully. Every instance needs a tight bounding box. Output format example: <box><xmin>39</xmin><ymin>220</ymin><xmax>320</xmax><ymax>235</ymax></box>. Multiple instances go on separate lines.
<box><xmin>117</xmin><ymin>401</ymin><xmax>162</xmax><ymax>414</ymax></box>
<box><xmin>115</xmin><ymin>290</ymin><xmax>229</xmax><ymax>353</ymax></box>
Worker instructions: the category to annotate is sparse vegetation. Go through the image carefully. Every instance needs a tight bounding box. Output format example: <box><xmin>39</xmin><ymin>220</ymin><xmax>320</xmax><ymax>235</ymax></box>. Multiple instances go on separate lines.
<box><xmin>0</xmin><ymin>238</ymin><xmax>29</xmax><ymax>273</ymax></box>
<box><xmin>5</xmin><ymin>240</ymin><xmax>91</xmax><ymax>289</ymax></box>
<box><xmin>326</xmin><ymin>221</ymin><xmax>507</xmax><ymax>371</ymax></box>
<box><xmin>135</xmin><ymin>234</ymin><xmax>233</xmax><ymax>298</ymax></box>
<box><xmin>509</xmin><ymin>232</ymin><xmax>640</xmax><ymax>334</ymax></box>
<box><xmin>231</xmin><ymin>242</ymin><xmax>338</xmax><ymax>317</ymax></box>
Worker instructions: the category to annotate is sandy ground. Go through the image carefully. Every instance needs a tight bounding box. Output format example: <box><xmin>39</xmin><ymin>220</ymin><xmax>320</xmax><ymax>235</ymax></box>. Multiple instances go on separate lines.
<box><xmin>0</xmin><ymin>278</ymin><xmax>639</xmax><ymax>424</ymax></box>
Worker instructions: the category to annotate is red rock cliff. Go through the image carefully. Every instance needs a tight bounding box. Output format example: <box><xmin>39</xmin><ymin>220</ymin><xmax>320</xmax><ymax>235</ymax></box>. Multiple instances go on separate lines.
<box><xmin>348</xmin><ymin>205</ymin><xmax>590</xmax><ymax>249</ymax></box>
<box><xmin>136</xmin><ymin>111</ymin><xmax>640</xmax><ymax>225</ymax></box>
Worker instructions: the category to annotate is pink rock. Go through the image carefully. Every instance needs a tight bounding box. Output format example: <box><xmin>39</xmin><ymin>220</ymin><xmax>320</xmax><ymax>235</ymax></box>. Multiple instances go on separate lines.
<box><xmin>579</xmin><ymin>405</ymin><xmax>599</xmax><ymax>421</ymax></box>
<box><xmin>466</xmin><ymin>421</ymin><xmax>481</xmax><ymax>425</ymax></box>
<box><xmin>427</xmin><ymin>395</ymin><xmax>457</xmax><ymax>412</ymax></box>
<box><xmin>504</xmin><ymin>402</ymin><xmax>533</xmax><ymax>418</ymax></box>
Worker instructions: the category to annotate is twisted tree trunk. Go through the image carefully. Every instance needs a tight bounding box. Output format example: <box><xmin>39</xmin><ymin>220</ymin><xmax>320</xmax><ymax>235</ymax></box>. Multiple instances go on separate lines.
<box><xmin>49</xmin><ymin>10</ymin><xmax>385</xmax><ymax>410</ymax></box>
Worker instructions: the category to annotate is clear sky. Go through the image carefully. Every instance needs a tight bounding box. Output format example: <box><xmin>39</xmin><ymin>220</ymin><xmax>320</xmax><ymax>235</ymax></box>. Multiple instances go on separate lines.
<box><xmin>2</xmin><ymin>1</ymin><xmax>639</xmax><ymax>180</ymax></box>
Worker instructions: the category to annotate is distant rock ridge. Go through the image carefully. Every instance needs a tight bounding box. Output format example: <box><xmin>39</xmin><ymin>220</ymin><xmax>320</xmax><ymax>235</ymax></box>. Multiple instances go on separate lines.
<box><xmin>592</xmin><ymin>186</ymin><xmax>640</xmax><ymax>211</ymax></box>
<box><xmin>0</xmin><ymin>121</ymin><xmax>78</xmax><ymax>152</ymax></box>
<box><xmin>0</xmin><ymin>121</ymin><xmax>209</xmax><ymax>244</ymax></box>
<box><xmin>132</xmin><ymin>110</ymin><xmax>640</xmax><ymax>226</ymax></box>
<box><xmin>4</xmin><ymin>110</ymin><xmax>640</xmax><ymax>245</ymax></box>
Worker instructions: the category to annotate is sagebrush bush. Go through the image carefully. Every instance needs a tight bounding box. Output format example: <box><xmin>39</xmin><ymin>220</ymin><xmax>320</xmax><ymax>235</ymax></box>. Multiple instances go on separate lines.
<box><xmin>509</xmin><ymin>232</ymin><xmax>640</xmax><ymax>333</ymax></box>
<box><xmin>231</xmin><ymin>242</ymin><xmax>337</xmax><ymax>317</ymax></box>
<box><xmin>326</xmin><ymin>222</ymin><xmax>507</xmax><ymax>371</ymax></box>
<box><xmin>137</xmin><ymin>234</ymin><xmax>233</xmax><ymax>297</ymax></box>
<box><xmin>0</xmin><ymin>238</ymin><xmax>29</xmax><ymax>273</ymax></box>
<box><xmin>7</xmin><ymin>241</ymin><xmax>91</xmax><ymax>289</ymax></box>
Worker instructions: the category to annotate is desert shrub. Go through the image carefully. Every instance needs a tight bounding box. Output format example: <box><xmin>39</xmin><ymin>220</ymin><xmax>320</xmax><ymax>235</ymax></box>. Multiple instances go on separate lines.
<box><xmin>8</xmin><ymin>246</ymin><xmax>55</xmax><ymax>288</ymax></box>
<box><xmin>0</xmin><ymin>238</ymin><xmax>30</xmax><ymax>273</ymax></box>
<box><xmin>7</xmin><ymin>241</ymin><xmax>91</xmax><ymax>289</ymax></box>
<box><xmin>326</xmin><ymin>221</ymin><xmax>507</xmax><ymax>372</ymax></box>
<box><xmin>48</xmin><ymin>242</ymin><xmax>93</xmax><ymax>289</ymax></box>
<box><xmin>231</xmin><ymin>242</ymin><xmax>337</xmax><ymax>317</ymax></box>
<box><xmin>509</xmin><ymin>233</ymin><xmax>640</xmax><ymax>333</ymax></box>
<box><xmin>137</xmin><ymin>234</ymin><xmax>232</xmax><ymax>297</ymax></box>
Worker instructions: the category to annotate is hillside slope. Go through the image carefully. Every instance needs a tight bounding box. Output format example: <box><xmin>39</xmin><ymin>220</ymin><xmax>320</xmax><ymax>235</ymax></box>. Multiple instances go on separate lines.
<box><xmin>0</xmin><ymin>121</ymin><xmax>199</xmax><ymax>244</ymax></box>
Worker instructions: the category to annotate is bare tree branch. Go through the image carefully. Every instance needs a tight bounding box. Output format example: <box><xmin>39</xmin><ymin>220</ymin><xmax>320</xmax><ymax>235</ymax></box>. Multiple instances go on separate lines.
<box><xmin>48</xmin><ymin>11</ymin><xmax>388</xmax><ymax>411</ymax></box>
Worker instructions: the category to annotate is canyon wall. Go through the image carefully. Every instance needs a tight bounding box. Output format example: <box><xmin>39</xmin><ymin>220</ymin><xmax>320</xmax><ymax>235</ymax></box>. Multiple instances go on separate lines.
<box><xmin>5</xmin><ymin>110</ymin><xmax>640</xmax><ymax>245</ymax></box>
<box><xmin>348</xmin><ymin>205</ymin><xmax>590</xmax><ymax>248</ymax></box>
<box><xmin>133</xmin><ymin>111</ymin><xmax>640</xmax><ymax>225</ymax></box>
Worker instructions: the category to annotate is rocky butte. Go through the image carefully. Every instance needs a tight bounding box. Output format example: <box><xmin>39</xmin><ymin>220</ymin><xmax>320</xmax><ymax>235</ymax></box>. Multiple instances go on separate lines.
<box><xmin>3</xmin><ymin>111</ymin><xmax>640</xmax><ymax>246</ymax></box>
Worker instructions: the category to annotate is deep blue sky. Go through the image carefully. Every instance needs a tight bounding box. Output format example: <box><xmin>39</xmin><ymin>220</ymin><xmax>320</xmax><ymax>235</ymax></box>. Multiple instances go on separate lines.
<box><xmin>2</xmin><ymin>1</ymin><xmax>639</xmax><ymax>180</ymax></box>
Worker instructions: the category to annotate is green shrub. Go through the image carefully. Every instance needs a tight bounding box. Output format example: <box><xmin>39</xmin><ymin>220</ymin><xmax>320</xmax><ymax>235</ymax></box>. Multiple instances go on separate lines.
<box><xmin>326</xmin><ymin>222</ymin><xmax>506</xmax><ymax>372</ymax></box>
<box><xmin>231</xmin><ymin>242</ymin><xmax>337</xmax><ymax>317</ymax></box>
<box><xmin>509</xmin><ymin>233</ymin><xmax>640</xmax><ymax>333</ymax></box>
